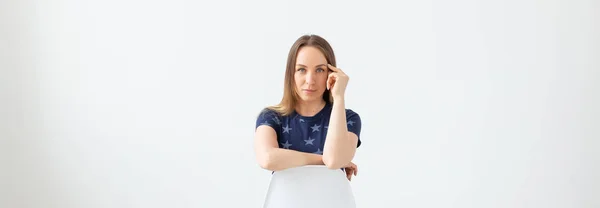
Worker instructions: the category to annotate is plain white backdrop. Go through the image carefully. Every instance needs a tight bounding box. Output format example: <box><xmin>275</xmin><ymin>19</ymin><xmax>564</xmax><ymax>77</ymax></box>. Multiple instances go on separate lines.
<box><xmin>1</xmin><ymin>0</ymin><xmax>599</xmax><ymax>207</ymax></box>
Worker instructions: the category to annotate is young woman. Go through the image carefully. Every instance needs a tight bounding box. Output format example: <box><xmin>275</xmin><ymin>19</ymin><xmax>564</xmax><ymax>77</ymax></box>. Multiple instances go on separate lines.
<box><xmin>254</xmin><ymin>34</ymin><xmax>362</xmax><ymax>181</ymax></box>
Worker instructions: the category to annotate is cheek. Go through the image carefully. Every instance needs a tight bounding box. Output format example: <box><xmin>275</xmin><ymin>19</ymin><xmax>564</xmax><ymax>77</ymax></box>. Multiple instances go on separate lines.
<box><xmin>319</xmin><ymin>75</ymin><xmax>328</xmax><ymax>85</ymax></box>
<box><xmin>294</xmin><ymin>75</ymin><xmax>303</xmax><ymax>88</ymax></box>
<box><xmin>293</xmin><ymin>75</ymin><xmax>300</xmax><ymax>84</ymax></box>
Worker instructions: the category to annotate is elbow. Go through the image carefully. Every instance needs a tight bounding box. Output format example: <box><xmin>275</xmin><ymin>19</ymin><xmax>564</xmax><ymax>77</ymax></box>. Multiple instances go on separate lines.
<box><xmin>257</xmin><ymin>151</ymin><xmax>276</xmax><ymax>171</ymax></box>
<box><xmin>322</xmin><ymin>155</ymin><xmax>347</xmax><ymax>170</ymax></box>
<box><xmin>258</xmin><ymin>158</ymin><xmax>271</xmax><ymax>170</ymax></box>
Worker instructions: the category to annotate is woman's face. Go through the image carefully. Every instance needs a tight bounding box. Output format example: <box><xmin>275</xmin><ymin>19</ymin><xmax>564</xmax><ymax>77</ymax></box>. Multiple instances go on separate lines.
<box><xmin>294</xmin><ymin>46</ymin><xmax>329</xmax><ymax>102</ymax></box>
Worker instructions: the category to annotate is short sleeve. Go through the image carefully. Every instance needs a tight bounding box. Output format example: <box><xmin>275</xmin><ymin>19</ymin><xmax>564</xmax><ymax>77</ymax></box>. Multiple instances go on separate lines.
<box><xmin>255</xmin><ymin>108</ymin><xmax>282</xmax><ymax>132</ymax></box>
<box><xmin>345</xmin><ymin>109</ymin><xmax>362</xmax><ymax>148</ymax></box>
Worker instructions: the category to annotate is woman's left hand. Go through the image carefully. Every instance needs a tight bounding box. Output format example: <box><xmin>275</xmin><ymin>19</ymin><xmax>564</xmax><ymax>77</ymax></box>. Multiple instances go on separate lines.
<box><xmin>327</xmin><ymin>64</ymin><xmax>349</xmax><ymax>101</ymax></box>
<box><xmin>343</xmin><ymin>161</ymin><xmax>358</xmax><ymax>181</ymax></box>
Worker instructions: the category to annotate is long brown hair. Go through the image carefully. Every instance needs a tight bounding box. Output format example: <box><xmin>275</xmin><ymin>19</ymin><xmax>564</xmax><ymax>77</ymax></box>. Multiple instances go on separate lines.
<box><xmin>267</xmin><ymin>34</ymin><xmax>336</xmax><ymax>116</ymax></box>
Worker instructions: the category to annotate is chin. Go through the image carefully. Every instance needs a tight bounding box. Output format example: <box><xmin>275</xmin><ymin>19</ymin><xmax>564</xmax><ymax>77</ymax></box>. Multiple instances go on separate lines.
<box><xmin>301</xmin><ymin>95</ymin><xmax>322</xmax><ymax>102</ymax></box>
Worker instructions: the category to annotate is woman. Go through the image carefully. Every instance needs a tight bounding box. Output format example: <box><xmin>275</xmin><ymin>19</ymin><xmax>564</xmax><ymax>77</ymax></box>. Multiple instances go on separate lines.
<box><xmin>254</xmin><ymin>34</ymin><xmax>362</xmax><ymax>181</ymax></box>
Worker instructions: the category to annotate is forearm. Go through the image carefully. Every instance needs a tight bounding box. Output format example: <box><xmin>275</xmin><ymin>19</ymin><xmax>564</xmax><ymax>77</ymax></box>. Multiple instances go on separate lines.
<box><xmin>262</xmin><ymin>148</ymin><xmax>324</xmax><ymax>171</ymax></box>
<box><xmin>323</xmin><ymin>99</ymin><xmax>355</xmax><ymax>169</ymax></box>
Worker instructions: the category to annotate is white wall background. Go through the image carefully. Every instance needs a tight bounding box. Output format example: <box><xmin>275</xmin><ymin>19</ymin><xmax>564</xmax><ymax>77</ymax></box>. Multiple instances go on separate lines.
<box><xmin>1</xmin><ymin>0</ymin><xmax>598</xmax><ymax>207</ymax></box>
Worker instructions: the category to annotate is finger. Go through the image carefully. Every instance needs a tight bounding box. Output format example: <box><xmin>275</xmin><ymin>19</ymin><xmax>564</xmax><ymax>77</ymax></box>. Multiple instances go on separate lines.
<box><xmin>327</xmin><ymin>64</ymin><xmax>340</xmax><ymax>72</ymax></box>
<box><xmin>328</xmin><ymin>64</ymin><xmax>345</xmax><ymax>75</ymax></box>
<box><xmin>329</xmin><ymin>81</ymin><xmax>335</xmax><ymax>91</ymax></box>
<box><xmin>327</xmin><ymin>73</ymin><xmax>337</xmax><ymax>90</ymax></box>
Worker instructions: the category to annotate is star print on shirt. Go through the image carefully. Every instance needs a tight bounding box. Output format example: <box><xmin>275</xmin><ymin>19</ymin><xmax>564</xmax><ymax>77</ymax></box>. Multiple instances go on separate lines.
<box><xmin>304</xmin><ymin>137</ymin><xmax>315</xmax><ymax>145</ymax></box>
<box><xmin>281</xmin><ymin>140</ymin><xmax>292</xmax><ymax>149</ymax></box>
<box><xmin>256</xmin><ymin>105</ymin><xmax>362</xmax><ymax>156</ymax></box>
<box><xmin>347</xmin><ymin>120</ymin><xmax>355</xmax><ymax>126</ymax></box>
<box><xmin>310</xmin><ymin>124</ymin><xmax>321</xmax><ymax>132</ymax></box>
<box><xmin>283</xmin><ymin>125</ymin><xmax>292</xmax><ymax>133</ymax></box>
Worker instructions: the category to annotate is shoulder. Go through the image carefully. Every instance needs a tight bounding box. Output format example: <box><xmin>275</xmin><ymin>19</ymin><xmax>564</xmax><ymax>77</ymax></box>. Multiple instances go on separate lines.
<box><xmin>344</xmin><ymin>108</ymin><xmax>362</xmax><ymax>147</ymax></box>
<box><xmin>258</xmin><ymin>107</ymin><xmax>282</xmax><ymax>118</ymax></box>
<box><xmin>258</xmin><ymin>107</ymin><xmax>277</xmax><ymax>116</ymax></box>
<box><xmin>344</xmin><ymin>108</ymin><xmax>360</xmax><ymax>118</ymax></box>
<box><xmin>344</xmin><ymin>108</ymin><xmax>361</xmax><ymax>128</ymax></box>
<box><xmin>256</xmin><ymin>107</ymin><xmax>283</xmax><ymax>127</ymax></box>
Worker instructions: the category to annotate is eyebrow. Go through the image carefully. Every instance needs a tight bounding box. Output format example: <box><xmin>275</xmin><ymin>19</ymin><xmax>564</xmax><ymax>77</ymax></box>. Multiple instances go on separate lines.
<box><xmin>296</xmin><ymin>64</ymin><xmax>327</xmax><ymax>68</ymax></box>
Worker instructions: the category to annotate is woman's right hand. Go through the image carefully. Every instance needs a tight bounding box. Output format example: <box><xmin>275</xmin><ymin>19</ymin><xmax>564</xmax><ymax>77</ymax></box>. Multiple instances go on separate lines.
<box><xmin>343</xmin><ymin>161</ymin><xmax>358</xmax><ymax>181</ymax></box>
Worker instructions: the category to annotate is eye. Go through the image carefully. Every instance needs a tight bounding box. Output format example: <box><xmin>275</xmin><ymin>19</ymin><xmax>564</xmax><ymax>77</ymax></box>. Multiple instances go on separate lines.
<box><xmin>296</xmin><ymin>68</ymin><xmax>305</xmax><ymax>72</ymax></box>
<box><xmin>316</xmin><ymin>68</ymin><xmax>325</xmax><ymax>72</ymax></box>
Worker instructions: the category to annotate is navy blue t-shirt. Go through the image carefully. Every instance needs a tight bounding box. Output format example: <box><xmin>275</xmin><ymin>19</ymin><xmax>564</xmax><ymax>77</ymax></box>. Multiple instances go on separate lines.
<box><xmin>255</xmin><ymin>102</ymin><xmax>362</xmax><ymax>155</ymax></box>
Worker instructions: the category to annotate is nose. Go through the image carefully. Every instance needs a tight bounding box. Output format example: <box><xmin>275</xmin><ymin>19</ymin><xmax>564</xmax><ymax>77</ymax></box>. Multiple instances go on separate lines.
<box><xmin>305</xmin><ymin>71</ymin><xmax>316</xmax><ymax>85</ymax></box>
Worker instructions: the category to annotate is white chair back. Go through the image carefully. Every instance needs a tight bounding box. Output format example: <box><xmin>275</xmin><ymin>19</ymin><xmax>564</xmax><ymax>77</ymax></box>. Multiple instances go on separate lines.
<box><xmin>263</xmin><ymin>165</ymin><xmax>356</xmax><ymax>208</ymax></box>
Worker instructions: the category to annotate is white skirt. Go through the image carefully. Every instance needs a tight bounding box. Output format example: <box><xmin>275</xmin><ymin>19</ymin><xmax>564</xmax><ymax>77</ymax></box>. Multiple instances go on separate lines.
<box><xmin>263</xmin><ymin>165</ymin><xmax>356</xmax><ymax>208</ymax></box>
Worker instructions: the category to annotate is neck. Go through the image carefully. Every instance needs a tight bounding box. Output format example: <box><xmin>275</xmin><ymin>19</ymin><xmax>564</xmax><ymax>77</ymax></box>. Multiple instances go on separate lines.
<box><xmin>295</xmin><ymin>99</ymin><xmax>327</xmax><ymax>117</ymax></box>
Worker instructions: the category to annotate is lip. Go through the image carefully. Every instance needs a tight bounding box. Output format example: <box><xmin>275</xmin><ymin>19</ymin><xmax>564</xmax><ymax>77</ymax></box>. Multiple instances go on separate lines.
<box><xmin>303</xmin><ymin>89</ymin><xmax>317</xmax><ymax>93</ymax></box>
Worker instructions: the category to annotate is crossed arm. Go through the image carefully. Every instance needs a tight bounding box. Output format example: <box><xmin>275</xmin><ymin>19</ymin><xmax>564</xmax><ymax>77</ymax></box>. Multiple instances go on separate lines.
<box><xmin>253</xmin><ymin>100</ymin><xmax>358</xmax><ymax>172</ymax></box>
<box><xmin>254</xmin><ymin>125</ymin><xmax>325</xmax><ymax>171</ymax></box>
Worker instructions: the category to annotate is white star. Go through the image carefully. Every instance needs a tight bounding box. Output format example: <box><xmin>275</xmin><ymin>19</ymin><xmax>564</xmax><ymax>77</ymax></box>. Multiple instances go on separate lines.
<box><xmin>347</xmin><ymin>120</ymin><xmax>355</xmax><ymax>126</ymax></box>
<box><xmin>310</xmin><ymin>124</ymin><xmax>321</xmax><ymax>132</ymax></box>
<box><xmin>313</xmin><ymin>148</ymin><xmax>323</xmax><ymax>155</ymax></box>
<box><xmin>304</xmin><ymin>137</ymin><xmax>315</xmax><ymax>145</ymax></box>
<box><xmin>261</xmin><ymin>121</ymin><xmax>270</xmax><ymax>125</ymax></box>
<box><xmin>324</xmin><ymin>126</ymin><xmax>328</xmax><ymax>129</ymax></box>
<box><xmin>283</xmin><ymin>125</ymin><xmax>292</xmax><ymax>133</ymax></box>
<box><xmin>299</xmin><ymin>119</ymin><xmax>305</xmax><ymax>123</ymax></box>
<box><xmin>281</xmin><ymin>140</ymin><xmax>292</xmax><ymax>149</ymax></box>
